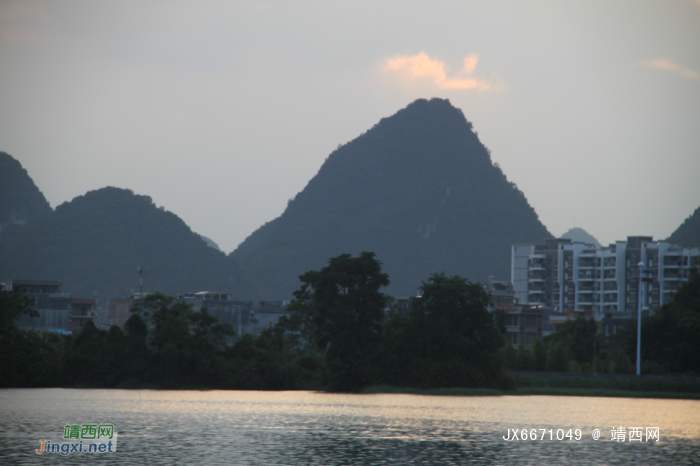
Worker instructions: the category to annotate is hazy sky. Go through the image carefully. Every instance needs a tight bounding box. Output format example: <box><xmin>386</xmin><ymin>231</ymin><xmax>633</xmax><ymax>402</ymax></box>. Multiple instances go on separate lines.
<box><xmin>1</xmin><ymin>0</ymin><xmax>699</xmax><ymax>254</ymax></box>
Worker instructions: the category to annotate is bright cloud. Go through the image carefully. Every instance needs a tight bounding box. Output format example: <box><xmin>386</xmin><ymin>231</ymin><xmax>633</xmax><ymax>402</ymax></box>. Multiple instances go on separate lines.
<box><xmin>0</xmin><ymin>2</ymin><xmax>44</xmax><ymax>21</ymax></box>
<box><xmin>645</xmin><ymin>58</ymin><xmax>699</xmax><ymax>79</ymax></box>
<box><xmin>384</xmin><ymin>52</ymin><xmax>495</xmax><ymax>90</ymax></box>
<box><xmin>0</xmin><ymin>1</ymin><xmax>46</xmax><ymax>42</ymax></box>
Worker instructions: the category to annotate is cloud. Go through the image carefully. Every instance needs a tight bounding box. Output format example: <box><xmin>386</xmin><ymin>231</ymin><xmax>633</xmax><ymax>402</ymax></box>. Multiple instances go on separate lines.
<box><xmin>0</xmin><ymin>2</ymin><xmax>44</xmax><ymax>21</ymax></box>
<box><xmin>0</xmin><ymin>1</ymin><xmax>46</xmax><ymax>42</ymax></box>
<box><xmin>645</xmin><ymin>58</ymin><xmax>700</xmax><ymax>79</ymax></box>
<box><xmin>384</xmin><ymin>52</ymin><xmax>496</xmax><ymax>91</ymax></box>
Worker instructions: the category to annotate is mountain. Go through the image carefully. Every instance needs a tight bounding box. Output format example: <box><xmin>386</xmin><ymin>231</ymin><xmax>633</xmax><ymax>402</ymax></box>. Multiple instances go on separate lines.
<box><xmin>667</xmin><ymin>206</ymin><xmax>700</xmax><ymax>247</ymax></box>
<box><xmin>0</xmin><ymin>152</ymin><xmax>52</xmax><ymax>241</ymax></box>
<box><xmin>0</xmin><ymin>187</ymin><xmax>258</xmax><ymax>302</ymax></box>
<box><xmin>231</xmin><ymin>98</ymin><xmax>553</xmax><ymax>299</ymax></box>
<box><xmin>199</xmin><ymin>235</ymin><xmax>223</xmax><ymax>252</ymax></box>
<box><xmin>560</xmin><ymin>227</ymin><xmax>602</xmax><ymax>248</ymax></box>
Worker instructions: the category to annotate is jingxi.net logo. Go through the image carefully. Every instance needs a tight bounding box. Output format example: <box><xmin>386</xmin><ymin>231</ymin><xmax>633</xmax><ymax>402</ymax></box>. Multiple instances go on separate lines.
<box><xmin>35</xmin><ymin>423</ymin><xmax>118</xmax><ymax>456</ymax></box>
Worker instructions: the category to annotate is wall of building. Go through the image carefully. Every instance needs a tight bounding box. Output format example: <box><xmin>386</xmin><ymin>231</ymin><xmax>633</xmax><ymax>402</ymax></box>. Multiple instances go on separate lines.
<box><xmin>511</xmin><ymin>237</ymin><xmax>700</xmax><ymax>319</ymax></box>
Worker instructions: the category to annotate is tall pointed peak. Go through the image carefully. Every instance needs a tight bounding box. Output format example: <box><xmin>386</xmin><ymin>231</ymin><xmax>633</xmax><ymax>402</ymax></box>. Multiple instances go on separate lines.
<box><xmin>232</xmin><ymin>99</ymin><xmax>551</xmax><ymax>299</ymax></box>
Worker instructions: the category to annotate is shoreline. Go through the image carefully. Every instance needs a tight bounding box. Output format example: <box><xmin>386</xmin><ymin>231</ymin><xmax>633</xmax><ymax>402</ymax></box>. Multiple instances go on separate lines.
<box><xmin>361</xmin><ymin>385</ymin><xmax>700</xmax><ymax>400</ymax></box>
<box><xmin>5</xmin><ymin>385</ymin><xmax>698</xmax><ymax>401</ymax></box>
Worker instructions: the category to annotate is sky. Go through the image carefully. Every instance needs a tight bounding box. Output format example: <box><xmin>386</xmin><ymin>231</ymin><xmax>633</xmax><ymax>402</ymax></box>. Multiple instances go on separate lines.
<box><xmin>1</xmin><ymin>0</ymin><xmax>699</xmax><ymax>254</ymax></box>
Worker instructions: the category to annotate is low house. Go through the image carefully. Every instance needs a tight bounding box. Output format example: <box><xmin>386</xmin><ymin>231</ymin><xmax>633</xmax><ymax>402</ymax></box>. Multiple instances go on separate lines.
<box><xmin>70</xmin><ymin>298</ymin><xmax>97</xmax><ymax>330</ymax></box>
<box><xmin>11</xmin><ymin>279</ymin><xmax>72</xmax><ymax>332</ymax></box>
<box><xmin>107</xmin><ymin>294</ymin><xmax>144</xmax><ymax>328</ymax></box>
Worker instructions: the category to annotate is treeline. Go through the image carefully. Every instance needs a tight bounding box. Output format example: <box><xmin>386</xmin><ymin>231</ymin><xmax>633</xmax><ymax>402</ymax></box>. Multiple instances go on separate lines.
<box><xmin>504</xmin><ymin>268</ymin><xmax>700</xmax><ymax>377</ymax></box>
<box><xmin>502</xmin><ymin>318</ymin><xmax>634</xmax><ymax>374</ymax></box>
<box><xmin>0</xmin><ymin>253</ymin><xmax>508</xmax><ymax>391</ymax></box>
<box><xmin>1</xmin><ymin>253</ymin><xmax>699</xmax><ymax>391</ymax></box>
<box><xmin>0</xmin><ymin>292</ymin><xmax>301</xmax><ymax>390</ymax></box>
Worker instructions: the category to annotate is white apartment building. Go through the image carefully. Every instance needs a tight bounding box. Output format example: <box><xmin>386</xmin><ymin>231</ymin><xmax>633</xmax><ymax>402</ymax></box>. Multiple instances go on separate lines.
<box><xmin>512</xmin><ymin>236</ymin><xmax>700</xmax><ymax>317</ymax></box>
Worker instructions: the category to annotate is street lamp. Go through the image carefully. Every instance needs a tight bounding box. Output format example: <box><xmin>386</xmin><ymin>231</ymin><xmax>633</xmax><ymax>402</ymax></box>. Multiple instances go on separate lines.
<box><xmin>636</xmin><ymin>261</ymin><xmax>653</xmax><ymax>375</ymax></box>
<box><xmin>636</xmin><ymin>261</ymin><xmax>644</xmax><ymax>376</ymax></box>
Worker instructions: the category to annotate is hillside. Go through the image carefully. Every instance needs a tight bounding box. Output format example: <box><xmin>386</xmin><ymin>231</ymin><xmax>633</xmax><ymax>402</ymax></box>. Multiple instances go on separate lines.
<box><xmin>0</xmin><ymin>187</ymin><xmax>258</xmax><ymax>302</ymax></box>
<box><xmin>561</xmin><ymin>227</ymin><xmax>602</xmax><ymax>248</ymax></box>
<box><xmin>0</xmin><ymin>152</ymin><xmax>52</xmax><ymax>241</ymax></box>
<box><xmin>668</xmin><ymin>206</ymin><xmax>700</xmax><ymax>247</ymax></box>
<box><xmin>231</xmin><ymin>98</ymin><xmax>552</xmax><ymax>299</ymax></box>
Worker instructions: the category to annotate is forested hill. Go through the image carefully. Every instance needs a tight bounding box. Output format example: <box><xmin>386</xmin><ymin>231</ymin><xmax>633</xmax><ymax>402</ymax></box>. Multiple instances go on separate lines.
<box><xmin>0</xmin><ymin>187</ymin><xmax>259</xmax><ymax>301</ymax></box>
<box><xmin>231</xmin><ymin>98</ymin><xmax>553</xmax><ymax>299</ymax></box>
<box><xmin>668</xmin><ymin>206</ymin><xmax>700</xmax><ymax>247</ymax></box>
<box><xmin>0</xmin><ymin>152</ymin><xmax>52</xmax><ymax>241</ymax></box>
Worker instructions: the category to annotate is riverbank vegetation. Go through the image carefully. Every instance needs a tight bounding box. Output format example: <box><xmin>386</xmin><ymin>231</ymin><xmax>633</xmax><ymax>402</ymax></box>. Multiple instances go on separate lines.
<box><xmin>501</xmin><ymin>269</ymin><xmax>700</xmax><ymax>378</ymax></box>
<box><xmin>1</xmin><ymin>254</ymin><xmax>698</xmax><ymax>395</ymax></box>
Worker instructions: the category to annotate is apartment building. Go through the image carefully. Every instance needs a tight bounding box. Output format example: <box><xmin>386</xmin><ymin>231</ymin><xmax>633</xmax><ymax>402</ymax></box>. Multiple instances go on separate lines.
<box><xmin>512</xmin><ymin>236</ymin><xmax>700</xmax><ymax>317</ymax></box>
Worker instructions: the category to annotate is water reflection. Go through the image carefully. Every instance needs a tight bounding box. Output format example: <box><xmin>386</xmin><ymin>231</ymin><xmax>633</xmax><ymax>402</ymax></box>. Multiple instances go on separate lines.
<box><xmin>1</xmin><ymin>389</ymin><xmax>699</xmax><ymax>465</ymax></box>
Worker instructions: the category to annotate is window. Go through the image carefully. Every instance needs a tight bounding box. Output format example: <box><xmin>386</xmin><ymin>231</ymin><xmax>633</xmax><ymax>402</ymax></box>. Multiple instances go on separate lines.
<box><xmin>525</xmin><ymin>316</ymin><xmax>537</xmax><ymax>327</ymax></box>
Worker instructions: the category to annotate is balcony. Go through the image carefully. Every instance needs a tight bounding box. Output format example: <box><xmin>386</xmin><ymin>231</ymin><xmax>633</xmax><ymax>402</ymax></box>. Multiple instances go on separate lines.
<box><xmin>664</xmin><ymin>258</ymin><xmax>688</xmax><ymax>267</ymax></box>
<box><xmin>578</xmin><ymin>285</ymin><xmax>600</xmax><ymax>292</ymax></box>
<box><xmin>528</xmin><ymin>258</ymin><xmax>546</xmax><ymax>269</ymax></box>
<box><xmin>578</xmin><ymin>270</ymin><xmax>601</xmax><ymax>280</ymax></box>
<box><xmin>662</xmin><ymin>271</ymin><xmax>687</xmax><ymax>280</ymax></box>
<box><xmin>578</xmin><ymin>262</ymin><xmax>600</xmax><ymax>269</ymax></box>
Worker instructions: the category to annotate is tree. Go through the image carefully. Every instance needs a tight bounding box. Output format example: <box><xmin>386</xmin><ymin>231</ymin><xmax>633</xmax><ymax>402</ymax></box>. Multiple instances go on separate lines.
<box><xmin>546</xmin><ymin>316</ymin><xmax>597</xmax><ymax>364</ymax></box>
<box><xmin>134</xmin><ymin>293</ymin><xmax>234</xmax><ymax>387</ymax></box>
<box><xmin>502</xmin><ymin>342</ymin><xmax>517</xmax><ymax>370</ymax></box>
<box><xmin>515</xmin><ymin>346</ymin><xmax>534</xmax><ymax>370</ymax></box>
<box><xmin>545</xmin><ymin>341</ymin><xmax>568</xmax><ymax>372</ymax></box>
<box><xmin>223</xmin><ymin>323</ymin><xmax>299</xmax><ymax>390</ymax></box>
<box><xmin>287</xmin><ymin>252</ymin><xmax>389</xmax><ymax>392</ymax></box>
<box><xmin>633</xmin><ymin>269</ymin><xmax>700</xmax><ymax>374</ymax></box>
<box><xmin>0</xmin><ymin>289</ymin><xmax>61</xmax><ymax>387</ymax></box>
<box><xmin>531</xmin><ymin>338</ymin><xmax>546</xmax><ymax>371</ymax></box>
<box><xmin>63</xmin><ymin>321</ymin><xmax>109</xmax><ymax>386</ymax></box>
<box><xmin>385</xmin><ymin>273</ymin><xmax>507</xmax><ymax>388</ymax></box>
<box><xmin>122</xmin><ymin>313</ymin><xmax>149</xmax><ymax>384</ymax></box>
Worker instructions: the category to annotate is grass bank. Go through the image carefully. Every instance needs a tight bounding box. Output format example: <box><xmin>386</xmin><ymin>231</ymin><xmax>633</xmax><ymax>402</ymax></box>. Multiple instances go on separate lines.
<box><xmin>361</xmin><ymin>373</ymin><xmax>700</xmax><ymax>399</ymax></box>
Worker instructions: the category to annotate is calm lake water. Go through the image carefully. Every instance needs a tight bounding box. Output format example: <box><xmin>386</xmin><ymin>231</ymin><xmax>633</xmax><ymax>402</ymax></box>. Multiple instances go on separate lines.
<box><xmin>1</xmin><ymin>389</ymin><xmax>699</xmax><ymax>465</ymax></box>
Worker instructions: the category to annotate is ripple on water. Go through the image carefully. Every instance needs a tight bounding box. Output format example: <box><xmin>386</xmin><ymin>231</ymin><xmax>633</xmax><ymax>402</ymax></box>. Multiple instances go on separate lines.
<box><xmin>1</xmin><ymin>389</ymin><xmax>699</xmax><ymax>466</ymax></box>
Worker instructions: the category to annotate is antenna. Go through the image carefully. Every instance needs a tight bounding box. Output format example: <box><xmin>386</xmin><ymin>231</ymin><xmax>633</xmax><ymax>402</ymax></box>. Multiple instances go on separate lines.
<box><xmin>137</xmin><ymin>265</ymin><xmax>148</xmax><ymax>296</ymax></box>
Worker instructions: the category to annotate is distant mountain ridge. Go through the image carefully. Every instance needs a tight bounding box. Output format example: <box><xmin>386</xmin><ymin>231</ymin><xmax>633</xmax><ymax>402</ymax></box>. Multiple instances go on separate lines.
<box><xmin>231</xmin><ymin>98</ymin><xmax>553</xmax><ymax>299</ymax></box>
<box><xmin>668</xmin><ymin>206</ymin><xmax>700</xmax><ymax>247</ymax></box>
<box><xmin>199</xmin><ymin>235</ymin><xmax>223</xmax><ymax>252</ymax></box>
<box><xmin>0</xmin><ymin>186</ymin><xmax>258</xmax><ymax>302</ymax></box>
<box><xmin>0</xmin><ymin>152</ymin><xmax>52</xmax><ymax>241</ymax></box>
<box><xmin>560</xmin><ymin>227</ymin><xmax>602</xmax><ymax>248</ymax></box>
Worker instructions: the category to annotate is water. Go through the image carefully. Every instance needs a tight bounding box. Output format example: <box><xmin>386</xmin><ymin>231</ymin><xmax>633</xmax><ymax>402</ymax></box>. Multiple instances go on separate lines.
<box><xmin>1</xmin><ymin>389</ymin><xmax>699</xmax><ymax>465</ymax></box>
